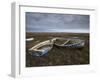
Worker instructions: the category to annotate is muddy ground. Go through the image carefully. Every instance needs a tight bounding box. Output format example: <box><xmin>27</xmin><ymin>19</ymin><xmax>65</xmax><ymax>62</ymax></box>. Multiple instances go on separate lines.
<box><xmin>26</xmin><ymin>32</ymin><xmax>89</xmax><ymax>67</ymax></box>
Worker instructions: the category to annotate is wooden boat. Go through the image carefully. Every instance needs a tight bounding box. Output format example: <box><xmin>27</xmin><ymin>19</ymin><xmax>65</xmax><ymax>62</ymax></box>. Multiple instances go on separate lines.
<box><xmin>28</xmin><ymin>40</ymin><xmax>53</xmax><ymax>56</ymax></box>
<box><xmin>28</xmin><ymin>37</ymin><xmax>85</xmax><ymax>56</ymax></box>
<box><xmin>53</xmin><ymin>37</ymin><xmax>85</xmax><ymax>48</ymax></box>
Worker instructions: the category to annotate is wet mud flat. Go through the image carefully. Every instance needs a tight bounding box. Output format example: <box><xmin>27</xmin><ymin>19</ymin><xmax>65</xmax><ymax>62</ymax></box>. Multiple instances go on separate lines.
<box><xmin>26</xmin><ymin>32</ymin><xmax>89</xmax><ymax>67</ymax></box>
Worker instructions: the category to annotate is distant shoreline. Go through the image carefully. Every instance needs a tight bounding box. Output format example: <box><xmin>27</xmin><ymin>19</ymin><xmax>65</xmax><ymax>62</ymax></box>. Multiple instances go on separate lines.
<box><xmin>26</xmin><ymin>32</ymin><xmax>89</xmax><ymax>34</ymax></box>
<box><xmin>26</xmin><ymin>32</ymin><xmax>89</xmax><ymax>38</ymax></box>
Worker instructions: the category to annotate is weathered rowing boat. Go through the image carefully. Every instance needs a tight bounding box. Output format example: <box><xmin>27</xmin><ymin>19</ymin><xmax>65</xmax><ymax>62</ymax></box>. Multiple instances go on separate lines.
<box><xmin>53</xmin><ymin>37</ymin><xmax>85</xmax><ymax>48</ymax></box>
<box><xmin>28</xmin><ymin>37</ymin><xmax>85</xmax><ymax>56</ymax></box>
<box><xmin>28</xmin><ymin>40</ymin><xmax>53</xmax><ymax>56</ymax></box>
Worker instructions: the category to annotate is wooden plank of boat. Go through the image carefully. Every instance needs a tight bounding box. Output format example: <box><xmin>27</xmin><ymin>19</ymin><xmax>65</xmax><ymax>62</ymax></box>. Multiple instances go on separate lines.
<box><xmin>28</xmin><ymin>40</ymin><xmax>53</xmax><ymax>56</ymax></box>
<box><xmin>26</xmin><ymin>37</ymin><xmax>34</xmax><ymax>41</ymax></box>
<box><xmin>29</xmin><ymin>40</ymin><xmax>53</xmax><ymax>50</ymax></box>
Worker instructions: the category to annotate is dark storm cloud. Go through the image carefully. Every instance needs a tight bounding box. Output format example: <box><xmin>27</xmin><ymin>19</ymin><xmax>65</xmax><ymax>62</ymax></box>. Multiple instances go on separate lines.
<box><xmin>26</xmin><ymin>12</ymin><xmax>89</xmax><ymax>32</ymax></box>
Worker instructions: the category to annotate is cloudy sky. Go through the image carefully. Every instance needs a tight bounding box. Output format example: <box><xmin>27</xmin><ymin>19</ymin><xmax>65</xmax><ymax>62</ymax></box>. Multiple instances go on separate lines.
<box><xmin>26</xmin><ymin>12</ymin><xmax>89</xmax><ymax>33</ymax></box>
